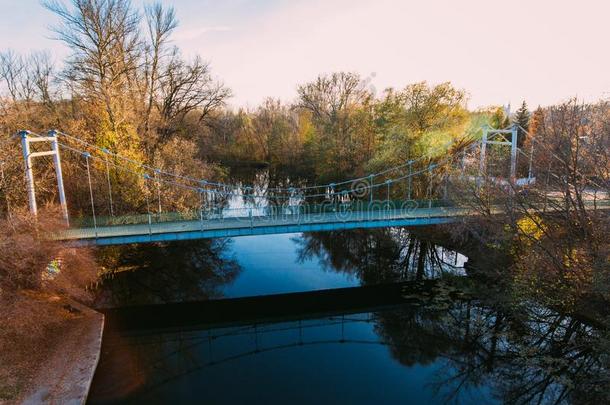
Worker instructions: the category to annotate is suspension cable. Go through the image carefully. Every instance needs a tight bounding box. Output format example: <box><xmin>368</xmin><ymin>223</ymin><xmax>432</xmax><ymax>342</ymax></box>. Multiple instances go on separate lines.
<box><xmin>19</xmin><ymin>124</ymin><xmax>608</xmax><ymax>226</ymax></box>
<box><xmin>517</xmin><ymin>125</ymin><xmax>607</xmax><ymax>190</ymax></box>
<box><xmin>55</xmin><ymin>135</ymin><xmax>479</xmax><ymax>203</ymax></box>
<box><xmin>83</xmin><ymin>152</ymin><xmax>97</xmax><ymax>236</ymax></box>
<box><xmin>104</xmin><ymin>153</ymin><xmax>114</xmax><ymax>217</ymax></box>
<box><xmin>55</xmin><ymin>128</ymin><xmax>482</xmax><ymax>194</ymax></box>
<box><xmin>155</xmin><ymin>170</ymin><xmax>162</xmax><ymax>214</ymax></box>
<box><xmin>26</xmin><ymin>129</ymin><xmax>482</xmax><ymax>209</ymax></box>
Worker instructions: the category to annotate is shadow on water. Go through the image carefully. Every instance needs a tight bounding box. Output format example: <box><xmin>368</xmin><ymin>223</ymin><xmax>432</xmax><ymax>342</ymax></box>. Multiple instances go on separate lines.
<box><xmin>94</xmin><ymin>239</ymin><xmax>241</xmax><ymax>308</ymax></box>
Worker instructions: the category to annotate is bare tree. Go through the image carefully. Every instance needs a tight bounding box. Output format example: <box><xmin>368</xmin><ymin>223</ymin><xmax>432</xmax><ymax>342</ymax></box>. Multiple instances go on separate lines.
<box><xmin>297</xmin><ymin>72</ymin><xmax>368</xmax><ymax>123</ymax></box>
<box><xmin>142</xmin><ymin>2</ymin><xmax>177</xmax><ymax>138</ymax></box>
<box><xmin>0</xmin><ymin>51</ymin><xmax>36</xmax><ymax>102</ymax></box>
<box><xmin>0</xmin><ymin>51</ymin><xmax>57</xmax><ymax>105</ymax></box>
<box><xmin>296</xmin><ymin>72</ymin><xmax>374</xmax><ymax>177</ymax></box>
<box><xmin>44</xmin><ymin>0</ymin><xmax>141</xmax><ymax>131</ymax></box>
<box><xmin>156</xmin><ymin>52</ymin><xmax>230</xmax><ymax>143</ymax></box>
<box><xmin>30</xmin><ymin>52</ymin><xmax>57</xmax><ymax>108</ymax></box>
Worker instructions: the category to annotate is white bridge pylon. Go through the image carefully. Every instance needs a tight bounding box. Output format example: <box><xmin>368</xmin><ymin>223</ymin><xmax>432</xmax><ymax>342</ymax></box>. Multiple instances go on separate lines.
<box><xmin>19</xmin><ymin>130</ymin><xmax>69</xmax><ymax>224</ymax></box>
<box><xmin>479</xmin><ymin>124</ymin><xmax>535</xmax><ymax>187</ymax></box>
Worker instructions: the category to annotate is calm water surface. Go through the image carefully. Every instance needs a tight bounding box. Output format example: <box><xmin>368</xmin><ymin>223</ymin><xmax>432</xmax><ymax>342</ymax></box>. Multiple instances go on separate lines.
<box><xmin>90</xmin><ymin>229</ymin><xmax>491</xmax><ymax>404</ymax></box>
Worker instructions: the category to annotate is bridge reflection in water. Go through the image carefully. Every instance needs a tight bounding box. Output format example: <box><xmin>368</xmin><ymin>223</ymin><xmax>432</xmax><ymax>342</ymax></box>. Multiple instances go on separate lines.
<box><xmin>90</xmin><ymin>280</ymin><xmax>483</xmax><ymax>404</ymax></box>
<box><xmin>89</xmin><ymin>278</ymin><xmax>605</xmax><ymax>405</ymax></box>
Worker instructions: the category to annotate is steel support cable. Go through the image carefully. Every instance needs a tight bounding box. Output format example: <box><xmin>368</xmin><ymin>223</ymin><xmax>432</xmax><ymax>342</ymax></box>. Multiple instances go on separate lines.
<box><xmin>512</xmin><ymin>147</ymin><xmax>536</xmax><ymax>182</ymax></box>
<box><xmin>83</xmin><ymin>153</ymin><xmax>97</xmax><ymax>236</ymax></box>
<box><xmin>285</xmin><ymin>133</ymin><xmax>477</xmax><ymax>194</ymax></box>
<box><xmin>31</xmin><ymin>127</ymin><xmax>480</xmax><ymax>198</ymax></box>
<box><xmin>104</xmin><ymin>154</ymin><xmax>114</xmax><ymax>217</ymax></box>
<box><xmin>57</xmin><ymin>139</ymin><xmax>469</xmax><ymax>204</ymax></box>
<box><xmin>144</xmin><ymin>177</ymin><xmax>152</xmax><ymax>235</ymax></box>
<box><xmin>478</xmin><ymin>126</ymin><xmax>606</xmax><ymax>204</ymax></box>
<box><xmin>45</xmin><ymin>125</ymin><xmax>608</xmax><ymax>220</ymax></box>
<box><xmin>79</xmin><ymin>158</ymin><xmax>464</xmax><ymax>229</ymax></box>
<box><xmin>59</xmin><ymin>142</ymin><xmax>274</xmax><ymax>222</ymax></box>
<box><xmin>155</xmin><ymin>170</ymin><xmax>162</xmax><ymax>214</ymax></box>
<box><xmin>58</xmin><ymin>130</ymin><xmax>305</xmax><ymax>193</ymax></box>
<box><xmin>56</xmin><ymin>129</ymin><xmax>481</xmax><ymax>195</ymax></box>
<box><xmin>231</xmin><ymin>142</ymin><xmax>475</xmax><ymax>200</ymax></box>
<box><xmin>426</xmin><ymin>165</ymin><xmax>433</xmax><ymax>209</ymax></box>
<box><xmin>56</xmin><ymin>136</ymin><xmax>479</xmax><ymax>217</ymax></box>
<box><xmin>368</xmin><ymin>175</ymin><xmax>374</xmax><ymax>205</ymax></box>
<box><xmin>59</xmin><ymin>140</ymin><xmax>273</xmax><ymax>200</ymax></box>
<box><xmin>480</xmin><ymin>128</ymin><xmax>607</xmax><ymax>212</ymax></box>
<box><xmin>28</xmin><ymin>131</ymin><xmax>399</xmax><ymax>210</ymax></box>
<box><xmin>198</xmin><ymin>188</ymin><xmax>205</xmax><ymax>228</ymax></box>
<box><xmin>527</xmin><ymin>142</ymin><xmax>534</xmax><ymax>179</ymax></box>
<box><xmin>59</xmin><ymin>142</ymin><xmax>204</xmax><ymax>195</ymax></box>
<box><xmin>385</xmin><ymin>179</ymin><xmax>391</xmax><ymax>206</ymax></box>
<box><xmin>407</xmin><ymin>161</ymin><xmax>412</xmax><ymax>200</ymax></box>
<box><xmin>52</xmin><ymin>142</ymin><xmax>321</xmax><ymax>201</ymax></box>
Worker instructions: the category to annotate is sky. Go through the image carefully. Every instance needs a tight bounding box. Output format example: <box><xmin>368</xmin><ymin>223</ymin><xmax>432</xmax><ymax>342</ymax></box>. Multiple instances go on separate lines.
<box><xmin>1</xmin><ymin>0</ymin><xmax>609</xmax><ymax>110</ymax></box>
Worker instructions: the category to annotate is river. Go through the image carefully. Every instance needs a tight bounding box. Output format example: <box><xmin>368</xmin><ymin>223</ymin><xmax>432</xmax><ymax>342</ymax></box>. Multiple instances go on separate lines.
<box><xmin>87</xmin><ymin>169</ymin><xmax>607</xmax><ymax>404</ymax></box>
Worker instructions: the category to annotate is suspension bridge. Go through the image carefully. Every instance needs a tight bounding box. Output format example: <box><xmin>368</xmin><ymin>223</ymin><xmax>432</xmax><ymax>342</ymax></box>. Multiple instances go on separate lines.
<box><xmin>8</xmin><ymin>125</ymin><xmax>607</xmax><ymax>245</ymax></box>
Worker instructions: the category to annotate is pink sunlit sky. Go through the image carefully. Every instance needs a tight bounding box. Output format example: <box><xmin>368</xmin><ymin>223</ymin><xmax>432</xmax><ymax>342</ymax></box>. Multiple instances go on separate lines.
<box><xmin>1</xmin><ymin>0</ymin><xmax>608</xmax><ymax>109</ymax></box>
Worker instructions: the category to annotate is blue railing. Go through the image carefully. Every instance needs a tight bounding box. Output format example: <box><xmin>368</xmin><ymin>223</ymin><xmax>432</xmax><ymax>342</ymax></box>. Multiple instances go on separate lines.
<box><xmin>68</xmin><ymin>199</ymin><xmax>457</xmax><ymax>229</ymax></box>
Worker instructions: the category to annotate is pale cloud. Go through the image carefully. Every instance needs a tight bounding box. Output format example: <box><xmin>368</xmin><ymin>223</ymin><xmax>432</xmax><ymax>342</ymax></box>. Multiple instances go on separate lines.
<box><xmin>2</xmin><ymin>0</ymin><xmax>609</xmax><ymax>109</ymax></box>
<box><xmin>173</xmin><ymin>26</ymin><xmax>233</xmax><ymax>41</ymax></box>
<box><xmin>173</xmin><ymin>0</ymin><xmax>610</xmax><ymax>109</ymax></box>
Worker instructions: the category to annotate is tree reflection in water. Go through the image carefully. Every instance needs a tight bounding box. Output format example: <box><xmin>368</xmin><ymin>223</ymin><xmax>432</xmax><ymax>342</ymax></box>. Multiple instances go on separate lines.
<box><xmin>95</xmin><ymin>239</ymin><xmax>241</xmax><ymax>307</ymax></box>
<box><xmin>294</xmin><ymin>228</ymin><xmax>466</xmax><ymax>284</ymax></box>
<box><xmin>376</xmin><ymin>298</ymin><xmax>609</xmax><ymax>404</ymax></box>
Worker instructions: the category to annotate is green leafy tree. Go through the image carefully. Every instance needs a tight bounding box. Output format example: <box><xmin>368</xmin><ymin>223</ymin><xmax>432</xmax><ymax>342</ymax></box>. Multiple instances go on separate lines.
<box><xmin>369</xmin><ymin>82</ymin><xmax>468</xmax><ymax>170</ymax></box>
<box><xmin>489</xmin><ymin>107</ymin><xmax>510</xmax><ymax>129</ymax></box>
<box><xmin>512</xmin><ymin>101</ymin><xmax>530</xmax><ymax>147</ymax></box>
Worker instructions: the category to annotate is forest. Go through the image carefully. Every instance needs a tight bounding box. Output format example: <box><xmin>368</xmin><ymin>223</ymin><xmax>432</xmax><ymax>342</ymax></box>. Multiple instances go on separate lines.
<box><xmin>0</xmin><ymin>0</ymin><xmax>550</xmax><ymax>219</ymax></box>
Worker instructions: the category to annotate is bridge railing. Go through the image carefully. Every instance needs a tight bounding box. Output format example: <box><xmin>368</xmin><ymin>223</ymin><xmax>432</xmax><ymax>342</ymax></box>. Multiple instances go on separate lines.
<box><xmin>67</xmin><ymin>198</ymin><xmax>458</xmax><ymax>229</ymax></box>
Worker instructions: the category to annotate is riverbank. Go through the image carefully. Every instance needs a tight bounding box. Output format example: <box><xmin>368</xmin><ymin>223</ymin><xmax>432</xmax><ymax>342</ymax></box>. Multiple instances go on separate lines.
<box><xmin>0</xmin><ymin>294</ymin><xmax>103</xmax><ymax>404</ymax></box>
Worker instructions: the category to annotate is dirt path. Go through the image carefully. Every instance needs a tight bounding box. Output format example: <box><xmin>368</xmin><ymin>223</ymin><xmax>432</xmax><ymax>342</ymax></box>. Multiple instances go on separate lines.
<box><xmin>14</xmin><ymin>299</ymin><xmax>104</xmax><ymax>405</ymax></box>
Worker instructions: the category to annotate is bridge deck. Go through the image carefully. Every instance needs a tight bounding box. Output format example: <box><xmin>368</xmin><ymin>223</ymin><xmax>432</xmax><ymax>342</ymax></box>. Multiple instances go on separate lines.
<box><xmin>59</xmin><ymin>198</ymin><xmax>609</xmax><ymax>246</ymax></box>
<box><xmin>60</xmin><ymin>206</ymin><xmax>471</xmax><ymax>245</ymax></box>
